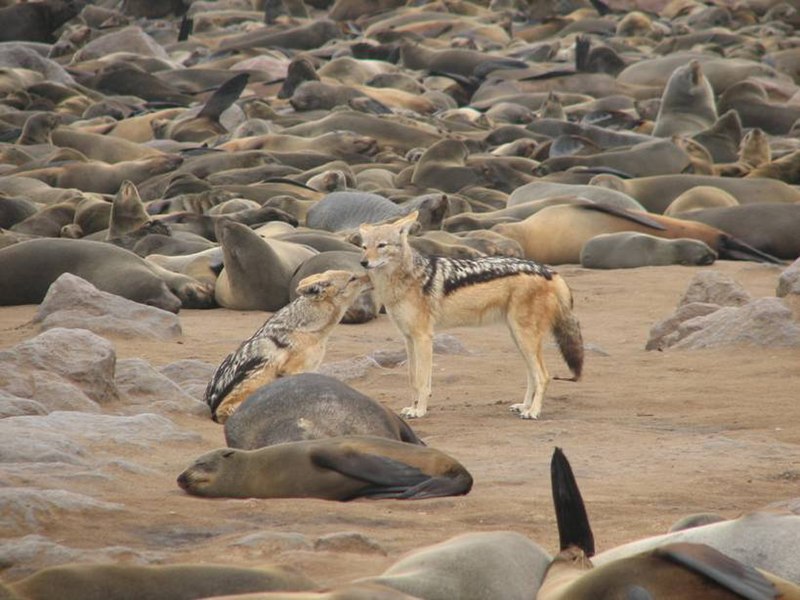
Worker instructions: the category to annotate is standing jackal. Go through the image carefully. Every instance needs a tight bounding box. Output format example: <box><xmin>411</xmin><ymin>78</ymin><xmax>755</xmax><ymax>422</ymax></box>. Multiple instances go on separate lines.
<box><xmin>359</xmin><ymin>212</ymin><xmax>583</xmax><ymax>420</ymax></box>
<box><xmin>204</xmin><ymin>270</ymin><xmax>371</xmax><ymax>423</ymax></box>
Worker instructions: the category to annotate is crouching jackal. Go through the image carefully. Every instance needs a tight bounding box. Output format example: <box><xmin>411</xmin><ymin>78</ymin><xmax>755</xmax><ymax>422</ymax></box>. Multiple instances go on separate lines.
<box><xmin>359</xmin><ymin>212</ymin><xmax>583</xmax><ymax>420</ymax></box>
<box><xmin>204</xmin><ymin>270</ymin><xmax>371</xmax><ymax>423</ymax></box>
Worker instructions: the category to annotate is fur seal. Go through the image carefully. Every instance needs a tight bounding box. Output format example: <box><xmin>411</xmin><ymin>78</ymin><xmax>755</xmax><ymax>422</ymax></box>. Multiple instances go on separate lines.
<box><xmin>354</xmin><ymin>531</ymin><xmax>553</xmax><ymax>600</ymax></box>
<box><xmin>589</xmin><ymin>174</ymin><xmax>800</xmax><ymax>214</ymax></box>
<box><xmin>288</xmin><ymin>251</ymin><xmax>378</xmax><ymax>324</ymax></box>
<box><xmin>538</xmin><ymin>447</ymin><xmax>800</xmax><ymax>600</ymax></box>
<box><xmin>1</xmin><ymin>562</ymin><xmax>317</xmax><ymax>600</ymax></box>
<box><xmin>409</xmin><ymin>139</ymin><xmax>477</xmax><ymax>193</ymax></box>
<box><xmin>663</xmin><ymin>186</ymin><xmax>739</xmax><ymax>216</ymax></box>
<box><xmin>679</xmin><ymin>204</ymin><xmax>800</xmax><ymax>260</ymax></box>
<box><xmin>177</xmin><ymin>435</ymin><xmax>473</xmax><ymax>501</ymax></box>
<box><xmin>718</xmin><ymin>80</ymin><xmax>800</xmax><ymax>135</ymax></box>
<box><xmin>0</xmin><ymin>0</ymin><xmax>81</xmax><ymax>43</ymax></box>
<box><xmin>652</xmin><ymin>60</ymin><xmax>717</xmax><ymax>137</ymax></box>
<box><xmin>580</xmin><ymin>232</ymin><xmax>717</xmax><ymax>269</ymax></box>
<box><xmin>214</xmin><ymin>221</ymin><xmax>317</xmax><ymax>312</ymax></box>
<box><xmin>492</xmin><ymin>203</ymin><xmax>780</xmax><ymax>264</ymax></box>
<box><xmin>0</xmin><ymin>238</ymin><xmax>183</xmax><ymax>312</ymax></box>
<box><xmin>224</xmin><ymin>373</ymin><xmax>422</xmax><ymax>450</ymax></box>
<box><xmin>595</xmin><ymin>511</ymin><xmax>800</xmax><ymax>583</ymax></box>
<box><xmin>205</xmin><ymin>270</ymin><xmax>370</xmax><ymax>422</ymax></box>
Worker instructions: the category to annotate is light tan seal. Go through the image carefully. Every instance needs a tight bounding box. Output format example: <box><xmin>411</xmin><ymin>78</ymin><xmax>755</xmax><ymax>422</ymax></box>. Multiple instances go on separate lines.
<box><xmin>652</xmin><ymin>60</ymin><xmax>717</xmax><ymax>138</ymax></box>
<box><xmin>0</xmin><ymin>562</ymin><xmax>316</xmax><ymax>600</ymax></box>
<box><xmin>177</xmin><ymin>435</ymin><xmax>473</xmax><ymax>501</ymax></box>
<box><xmin>663</xmin><ymin>186</ymin><xmax>740</xmax><ymax>216</ymax></box>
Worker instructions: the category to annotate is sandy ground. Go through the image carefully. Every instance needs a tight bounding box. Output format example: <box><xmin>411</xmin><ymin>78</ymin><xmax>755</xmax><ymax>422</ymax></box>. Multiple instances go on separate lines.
<box><xmin>1</xmin><ymin>260</ymin><xmax>799</xmax><ymax>589</ymax></box>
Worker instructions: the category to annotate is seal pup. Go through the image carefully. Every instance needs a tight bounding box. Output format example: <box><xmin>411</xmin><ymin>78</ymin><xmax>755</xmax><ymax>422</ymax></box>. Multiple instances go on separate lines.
<box><xmin>360</xmin><ymin>211</ymin><xmax>583</xmax><ymax>419</ymax></box>
<box><xmin>652</xmin><ymin>60</ymin><xmax>717</xmax><ymax>137</ymax></box>
<box><xmin>2</xmin><ymin>562</ymin><xmax>317</xmax><ymax>600</ymax></box>
<box><xmin>537</xmin><ymin>447</ymin><xmax>800</xmax><ymax>600</ymax></box>
<box><xmin>580</xmin><ymin>232</ymin><xmax>717</xmax><ymax>269</ymax></box>
<box><xmin>204</xmin><ymin>270</ymin><xmax>371</xmax><ymax>423</ymax></box>
<box><xmin>224</xmin><ymin>373</ymin><xmax>422</xmax><ymax>450</ymax></box>
<box><xmin>663</xmin><ymin>186</ymin><xmax>739</xmax><ymax>216</ymax></box>
<box><xmin>214</xmin><ymin>221</ymin><xmax>317</xmax><ymax>312</ymax></box>
<box><xmin>177</xmin><ymin>435</ymin><xmax>473</xmax><ymax>501</ymax></box>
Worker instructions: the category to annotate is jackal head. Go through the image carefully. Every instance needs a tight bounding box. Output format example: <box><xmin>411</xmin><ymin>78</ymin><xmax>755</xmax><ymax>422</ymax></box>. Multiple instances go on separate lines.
<box><xmin>359</xmin><ymin>211</ymin><xmax>419</xmax><ymax>271</ymax></box>
<box><xmin>295</xmin><ymin>270</ymin><xmax>371</xmax><ymax>303</ymax></box>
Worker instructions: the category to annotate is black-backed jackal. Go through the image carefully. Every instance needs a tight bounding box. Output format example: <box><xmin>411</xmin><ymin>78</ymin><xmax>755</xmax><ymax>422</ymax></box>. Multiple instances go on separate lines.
<box><xmin>359</xmin><ymin>212</ymin><xmax>583</xmax><ymax>420</ymax></box>
<box><xmin>204</xmin><ymin>270</ymin><xmax>371</xmax><ymax>423</ymax></box>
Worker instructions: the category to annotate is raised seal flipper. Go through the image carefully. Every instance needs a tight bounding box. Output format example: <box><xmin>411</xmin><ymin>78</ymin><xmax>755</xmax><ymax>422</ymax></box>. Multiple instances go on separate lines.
<box><xmin>655</xmin><ymin>543</ymin><xmax>778</xmax><ymax>600</ymax></box>
<box><xmin>197</xmin><ymin>73</ymin><xmax>250</xmax><ymax>121</ymax></box>
<box><xmin>551</xmin><ymin>447</ymin><xmax>595</xmax><ymax>556</ymax></box>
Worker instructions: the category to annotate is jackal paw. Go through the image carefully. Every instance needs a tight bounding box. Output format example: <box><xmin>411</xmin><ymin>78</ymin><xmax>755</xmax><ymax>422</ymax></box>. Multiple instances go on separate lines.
<box><xmin>510</xmin><ymin>403</ymin><xmax>539</xmax><ymax>420</ymax></box>
<box><xmin>401</xmin><ymin>406</ymin><xmax>426</xmax><ymax>419</ymax></box>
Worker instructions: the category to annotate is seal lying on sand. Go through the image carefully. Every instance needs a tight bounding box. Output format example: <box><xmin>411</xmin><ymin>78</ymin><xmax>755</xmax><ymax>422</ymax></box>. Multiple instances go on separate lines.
<box><xmin>0</xmin><ymin>562</ymin><xmax>317</xmax><ymax>600</ymax></box>
<box><xmin>224</xmin><ymin>373</ymin><xmax>422</xmax><ymax>450</ymax></box>
<box><xmin>177</xmin><ymin>435</ymin><xmax>473</xmax><ymax>501</ymax></box>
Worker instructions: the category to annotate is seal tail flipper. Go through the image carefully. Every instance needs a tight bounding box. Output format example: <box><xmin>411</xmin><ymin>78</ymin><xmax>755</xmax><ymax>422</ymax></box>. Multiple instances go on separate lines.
<box><xmin>551</xmin><ymin>447</ymin><xmax>595</xmax><ymax>557</ymax></box>
<box><xmin>655</xmin><ymin>543</ymin><xmax>778</xmax><ymax>600</ymax></box>
<box><xmin>718</xmin><ymin>235</ymin><xmax>784</xmax><ymax>265</ymax></box>
<box><xmin>197</xmin><ymin>73</ymin><xmax>250</xmax><ymax>121</ymax></box>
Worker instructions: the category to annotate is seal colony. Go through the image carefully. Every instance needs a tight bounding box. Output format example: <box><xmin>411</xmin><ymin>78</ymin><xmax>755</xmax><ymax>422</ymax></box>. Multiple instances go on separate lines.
<box><xmin>1</xmin><ymin>0</ymin><xmax>800</xmax><ymax>595</ymax></box>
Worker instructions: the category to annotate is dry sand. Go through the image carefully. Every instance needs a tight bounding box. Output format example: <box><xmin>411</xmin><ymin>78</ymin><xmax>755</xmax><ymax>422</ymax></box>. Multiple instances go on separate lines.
<box><xmin>1</xmin><ymin>260</ymin><xmax>799</xmax><ymax>588</ymax></box>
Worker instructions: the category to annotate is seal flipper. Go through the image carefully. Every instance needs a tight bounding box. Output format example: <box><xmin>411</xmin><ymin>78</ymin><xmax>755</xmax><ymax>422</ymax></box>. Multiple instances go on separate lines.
<box><xmin>655</xmin><ymin>543</ymin><xmax>778</xmax><ymax>600</ymax></box>
<box><xmin>576</xmin><ymin>203</ymin><xmax>668</xmax><ymax>231</ymax></box>
<box><xmin>550</xmin><ymin>447</ymin><xmax>595</xmax><ymax>556</ymax></box>
<box><xmin>310</xmin><ymin>448</ymin><xmax>429</xmax><ymax>496</ymax></box>
<box><xmin>395</xmin><ymin>471</ymin><xmax>473</xmax><ymax>499</ymax></box>
<box><xmin>197</xmin><ymin>73</ymin><xmax>250</xmax><ymax>121</ymax></box>
<box><xmin>718</xmin><ymin>235</ymin><xmax>784</xmax><ymax>265</ymax></box>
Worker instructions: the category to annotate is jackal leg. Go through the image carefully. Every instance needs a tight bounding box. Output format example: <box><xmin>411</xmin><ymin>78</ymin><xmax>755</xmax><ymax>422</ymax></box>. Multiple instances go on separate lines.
<box><xmin>402</xmin><ymin>331</ymin><xmax>433</xmax><ymax>418</ymax></box>
<box><xmin>507</xmin><ymin>318</ymin><xmax>550</xmax><ymax>419</ymax></box>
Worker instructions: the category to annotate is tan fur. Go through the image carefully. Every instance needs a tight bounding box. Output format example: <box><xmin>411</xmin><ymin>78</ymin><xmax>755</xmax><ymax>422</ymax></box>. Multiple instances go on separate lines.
<box><xmin>360</xmin><ymin>212</ymin><xmax>583</xmax><ymax>420</ymax></box>
<box><xmin>208</xmin><ymin>270</ymin><xmax>371</xmax><ymax>423</ymax></box>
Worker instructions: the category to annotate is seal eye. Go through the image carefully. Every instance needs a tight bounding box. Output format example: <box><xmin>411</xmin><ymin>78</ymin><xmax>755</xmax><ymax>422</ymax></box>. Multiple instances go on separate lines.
<box><xmin>221</xmin><ymin>450</ymin><xmax>234</xmax><ymax>459</ymax></box>
<box><xmin>377</xmin><ymin>242</ymin><xmax>387</xmax><ymax>248</ymax></box>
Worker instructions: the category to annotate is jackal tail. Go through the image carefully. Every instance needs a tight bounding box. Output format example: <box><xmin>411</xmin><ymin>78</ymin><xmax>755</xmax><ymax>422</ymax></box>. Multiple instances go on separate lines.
<box><xmin>552</xmin><ymin>277</ymin><xmax>584</xmax><ymax>381</ymax></box>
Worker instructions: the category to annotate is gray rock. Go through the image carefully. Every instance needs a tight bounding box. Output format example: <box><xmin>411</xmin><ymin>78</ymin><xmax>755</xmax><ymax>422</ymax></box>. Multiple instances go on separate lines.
<box><xmin>35</xmin><ymin>273</ymin><xmax>182</xmax><ymax>341</ymax></box>
<box><xmin>232</xmin><ymin>532</ymin><xmax>313</xmax><ymax>554</ymax></box>
<box><xmin>646</xmin><ymin>302</ymin><xmax>721</xmax><ymax>351</ymax></box>
<box><xmin>0</xmin><ymin>392</ymin><xmax>48</xmax><ymax>418</ymax></box>
<box><xmin>0</xmin><ymin>488</ymin><xmax>124</xmax><ymax>535</ymax></box>
<box><xmin>159</xmin><ymin>359</ymin><xmax>216</xmax><ymax>400</ymax></box>
<box><xmin>678</xmin><ymin>270</ymin><xmax>751</xmax><ymax>307</ymax></box>
<box><xmin>777</xmin><ymin>258</ymin><xmax>800</xmax><ymax>297</ymax></box>
<box><xmin>673</xmin><ymin>298</ymin><xmax>800</xmax><ymax>349</ymax></box>
<box><xmin>314</xmin><ymin>532</ymin><xmax>386</xmax><ymax>555</ymax></box>
<box><xmin>317</xmin><ymin>356</ymin><xmax>379</xmax><ymax>381</ymax></box>
<box><xmin>0</xmin><ymin>412</ymin><xmax>201</xmax><ymax>456</ymax></box>
<box><xmin>0</xmin><ymin>535</ymin><xmax>165</xmax><ymax>579</ymax></box>
<box><xmin>2</xmin><ymin>328</ymin><xmax>118</xmax><ymax>404</ymax></box>
<box><xmin>115</xmin><ymin>359</ymin><xmax>209</xmax><ymax>416</ymax></box>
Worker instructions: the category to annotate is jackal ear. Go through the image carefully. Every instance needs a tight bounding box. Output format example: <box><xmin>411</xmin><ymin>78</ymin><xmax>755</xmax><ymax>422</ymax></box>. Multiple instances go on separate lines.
<box><xmin>395</xmin><ymin>210</ymin><xmax>419</xmax><ymax>235</ymax></box>
<box><xmin>297</xmin><ymin>281</ymin><xmax>327</xmax><ymax>297</ymax></box>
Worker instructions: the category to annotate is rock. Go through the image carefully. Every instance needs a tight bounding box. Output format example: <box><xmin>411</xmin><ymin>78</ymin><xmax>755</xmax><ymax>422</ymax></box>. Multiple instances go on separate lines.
<box><xmin>35</xmin><ymin>273</ymin><xmax>182</xmax><ymax>341</ymax></box>
<box><xmin>0</xmin><ymin>392</ymin><xmax>48</xmax><ymax>419</ymax></box>
<box><xmin>673</xmin><ymin>298</ymin><xmax>800</xmax><ymax>349</ymax></box>
<box><xmin>317</xmin><ymin>356</ymin><xmax>379</xmax><ymax>381</ymax></box>
<box><xmin>2</xmin><ymin>328</ymin><xmax>118</xmax><ymax>405</ymax></box>
<box><xmin>231</xmin><ymin>532</ymin><xmax>313</xmax><ymax>555</ymax></box>
<box><xmin>159</xmin><ymin>359</ymin><xmax>216</xmax><ymax>400</ymax></box>
<box><xmin>777</xmin><ymin>258</ymin><xmax>800</xmax><ymax>297</ymax></box>
<box><xmin>646</xmin><ymin>302</ymin><xmax>721</xmax><ymax>351</ymax></box>
<box><xmin>678</xmin><ymin>271</ymin><xmax>751</xmax><ymax>308</ymax></box>
<box><xmin>0</xmin><ymin>535</ymin><xmax>165</xmax><ymax>579</ymax></box>
<box><xmin>314</xmin><ymin>532</ymin><xmax>387</xmax><ymax>555</ymax></box>
<box><xmin>0</xmin><ymin>488</ymin><xmax>123</xmax><ymax>535</ymax></box>
<box><xmin>115</xmin><ymin>359</ymin><xmax>209</xmax><ymax>416</ymax></box>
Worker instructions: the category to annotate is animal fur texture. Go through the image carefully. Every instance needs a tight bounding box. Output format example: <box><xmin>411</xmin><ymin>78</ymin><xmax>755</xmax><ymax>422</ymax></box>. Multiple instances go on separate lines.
<box><xmin>204</xmin><ymin>270</ymin><xmax>371</xmax><ymax>423</ymax></box>
<box><xmin>359</xmin><ymin>211</ymin><xmax>583</xmax><ymax>419</ymax></box>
